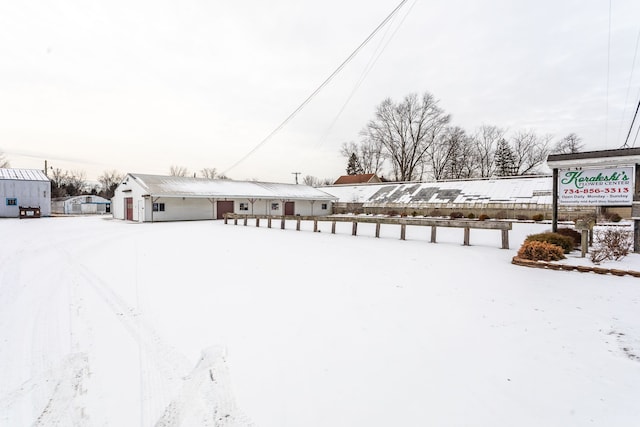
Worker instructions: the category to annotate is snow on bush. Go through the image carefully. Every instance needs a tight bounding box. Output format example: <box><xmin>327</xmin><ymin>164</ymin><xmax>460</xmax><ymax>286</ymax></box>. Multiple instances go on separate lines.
<box><xmin>590</xmin><ymin>227</ymin><xmax>633</xmax><ymax>264</ymax></box>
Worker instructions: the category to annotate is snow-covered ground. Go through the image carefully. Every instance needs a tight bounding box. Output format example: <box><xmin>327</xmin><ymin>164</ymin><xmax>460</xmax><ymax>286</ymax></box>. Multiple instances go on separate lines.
<box><xmin>0</xmin><ymin>216</ymin><xmax>639</xmax><ymax>426</ymax></box>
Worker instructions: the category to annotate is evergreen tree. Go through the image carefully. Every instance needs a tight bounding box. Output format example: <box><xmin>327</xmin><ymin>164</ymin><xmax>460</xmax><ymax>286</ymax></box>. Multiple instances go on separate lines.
<box><xmin>346</xmin><ymin>152</ymin><xmax>364</xmax><ymax>175</ymax></box>
<box><xmin>494</xmin><ymin>139</ymin><xmax>517</xmax><ymax>176</ymax></box>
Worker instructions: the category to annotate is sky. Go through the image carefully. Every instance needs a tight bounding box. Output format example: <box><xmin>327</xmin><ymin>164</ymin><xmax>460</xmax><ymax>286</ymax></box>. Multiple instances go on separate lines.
<box><xmin>1</xmin><ymin>0</ymin><xmax>640</xmax><ymax>184</ymax></box>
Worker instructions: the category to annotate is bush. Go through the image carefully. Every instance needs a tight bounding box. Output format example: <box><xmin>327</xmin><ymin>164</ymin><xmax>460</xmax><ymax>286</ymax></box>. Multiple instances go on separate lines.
<box><xmin>590</xmin><ymin>227</ymin><xmax>633</xmax><ymax>264</ymax></box>
<box><xmin>517</xmin><ymin>240</ymin><xmax>566</xmax><ymax>261</ymax></box>
<box><xmin>478</xmin><ymin>214</ymin><xmax>490</xmax><ymax>221</ymax></box>
<box><xmin>532</xmin><ymin>213</ymin><xmax>544</xmax><ymax>222</ymax></box>
<box><xmin>555</xmin><ymin>228</ymin><xmax>582</xmax><ymax>248</ymax></box>
<box><xmin>387</xmin><ymin>210</ymin><xmax>399</xmax><ymax>217</ymax></box>
<box><xmin>525</xmin><ymin>232</ymin><xmax>574</xmax><ymax>254</ymax></box>
<box><xmin>516</xmin><ymin>214</ymin><xmax>529</xmax><ymax>221</ymax></box>
<box><xmin>450</xmin><ymin>211</ymin><xmax>464</xmax><ymax>219</ymax></box>
<box><xmin>495</xmin><ymin>210</ymin><xmax>508</xmax><ymax>220</ymax></box>
<box><xmin>429</xmin><ymin>209</ymin><xmax>442</xmax><ymax>217</ymax></box>
<box><xmin>467</xmin><ymin>212</ymin><xmax>475</xmax><ymax>219</ymax></box>
<box><xmin>605</xmin><ymin>212</ymin><xmax>622</xmax><ymax>223</ymax></box>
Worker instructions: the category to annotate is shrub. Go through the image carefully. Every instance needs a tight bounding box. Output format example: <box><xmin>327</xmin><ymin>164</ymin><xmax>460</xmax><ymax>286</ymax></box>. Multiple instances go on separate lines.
<box><xmin>590</xmin><ymin>227</ymin><xmax>633</xmax><ymax>264</ymax></box>
<box><xmin>411</xmin><ymin>211</ymin><xmax>419</xmax><ymax>217</ymax></box>
<box><xmin>387</xmin><ymin>210</ymin><xmax>399</xmax><ymax>217</ymax></box>
<box><xmin>605</xmin><ymin>212</ymin><xmax>622</xmax><ymax>223</ymax></box>
<box><xmin>516</xmin><ymin>214</ymin><xmax>529</xmax><ymax>221</ymax></box>
<box><xmin>495</xmin><ymin>210</ymin><xmax>508</xmax><ymax>220</ymax></box>
<box><xmin>478</xmin><ymin>214</ymin><xmax>490</xmax><ymax>221</ymax></box>
<box><xmin>429</xmin><ymin>209</ymin><xmax>442</xmax><ymax>217</ymax></box>
<box><xmin>525</xmin><ymin>232</ymin><xmax>574</xmax><ymax>254</ymax></box>
<box><xmin>555</xmin><ymin>228</ymin><xmax>582</xmax><ymax>248</ymax></box>
<box><xmin>467</xmin><ymin>212</ymin><xmax>475</xmax><ymax>219</ymax></box>
<box><xmin>450</xmin><ymin>211</ymin><xmax>464</xmax><ymax>219</ymax></box>
<box><xmin>532</xmin><ymin>213</ymin><xmax>544</xmax><ymax>222</ymax></box>
<box><xmin>517</xmin><ymin>240</ymin><xmax>566</xmax><ymax>261</ymax></box>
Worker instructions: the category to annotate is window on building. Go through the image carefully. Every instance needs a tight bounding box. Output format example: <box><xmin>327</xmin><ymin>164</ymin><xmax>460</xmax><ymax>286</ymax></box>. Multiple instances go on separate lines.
<box><xmin>239</xmin><ymin>202</ymin><xmax>249</xmax><ymax>211</ymax></box>
<box><xmin>321</xmin><ymin>203</ymin><xmax>328</xmax><ymax>210</ymax></box>
<box><xmin>6</xmin><ymin>198</ymin><xmax>17</xmax><ymax>206</ymax></box>
<box><xmin>153</xmin><ymin>203</ymin><xmax>165</xmax><ymax>212</ymax></box>
<box><xmin>271</xmin><ymin>202</ymin><xmax>279</xmax><ymax>210</ymax></box>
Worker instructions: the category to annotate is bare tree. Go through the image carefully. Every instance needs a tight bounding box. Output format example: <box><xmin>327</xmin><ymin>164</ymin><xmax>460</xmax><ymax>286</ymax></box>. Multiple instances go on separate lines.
<box><xmin>510</xmin><ymin>130</ymin><xmax>551</xmax><ymax>175</ymax></box>
<box><xmin>169</xmin><ymin>165</ymin><xmax>189</xmax><ymax>177</ymax></box>
<box><xmin>361</xmin><ymin>92</ymin><xmax>450</xmax><ymax>181</ymax></box>
<box><xmin>340</xmin><ymin>140</ymin><xmax>384</xmax><ymax>175</ymax></box>
<box><xmin>302</xmin><ymin>175</ymin><xmax>321</xmax><ymax>187</ymax></box>
<box><xmin>0</xmin><ymin>150</ymin><xmax>9</xmax><ymax>168</ymax></box>
<box><xmin>200</xmin><ymin>168</ymin><xmax>219</xmax><ymax>179</ymax></box>
<box><xmin>50</xmin><ymin>169</ymin><xmax>87</xmax><ymax>197</ymax></box>
<box><xmin>427</xmin><ymin>126</ymin><xmax>476</xmax><ymax>180</ymax></box>
<box><xmin>552</xmin><ymin>133</ymin><xmax>584</xmax><ymax>154</ymax></box>
<box><xmin>473</xmin><ymin>125</ymin><xmax>505</xmax><ymax>177</ymax></box>
<box><xmin>98</xmin><ymin>170</ymin><xmax>124</xmax><ymax>199</ymax></box>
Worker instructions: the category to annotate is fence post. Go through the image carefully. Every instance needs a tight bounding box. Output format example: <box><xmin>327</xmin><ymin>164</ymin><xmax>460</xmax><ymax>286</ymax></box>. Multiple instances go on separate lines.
<box><xmin>243</xmin><ymin>216</ymin><xmax>247</xmax><ymax>226</ymax></box>
<box><xmin>256</xmin><ymin>217</ymin><xmax>260</xmax><ymax>227</ymax></box>
<box><xmin>234</xmin><ymin>217</ymin><xmax>238</xmax><ymax>225</ymax></box>
<box><xmin>313</xmin><ymin>219</ymin><xmax>318</xmax><ymax>232</ymax></box>
<box><xmin>375</xmin><ymin>222</ymin><xmax>381</xmax><ymax>238</ymax></box>
<box><xmin>400</xmin><ymin>222</ymin><xmax>406</xmax><ymax>240</ymax></box>
<box><xmin>501</xmin><ymin>229</ymin><xmax>509</xmax><ymax>249</ymax></box>
<box><xmin>296</xmin><ymin>217</ymin><xmax>301</xmax><ymax>231</ymax></box>
<box><xmin>281</xmin><ymin>216</ymin><xmax>286</xmax><ymax>230</ymax></box>
<box><xmin>430</xmin><ymin>225</ymin><xmax>437</xmax><ymax>243</ymax></box>
<box><xmin>332</xmin><ymin>221</ymin><xmax>336</xmax><ymax>234</ymax></box>
<box><xmin>463</xmin><ymin>227</ymin><xmax>470</xmax><ymax>246</ymax></box>
<box><xmin>224</xmin><ymin>215</ymin><xmax>228</xmax><ymax>225</ymax></box>
<box><xmin>352</xmin><ymin>221</ymin><xmax>358</xmax><ymax>236</ymax></box>
<box><xmin>268</xmin><ymin>217</ymin><xmax>272</xmax><ymax>228</ymax></box>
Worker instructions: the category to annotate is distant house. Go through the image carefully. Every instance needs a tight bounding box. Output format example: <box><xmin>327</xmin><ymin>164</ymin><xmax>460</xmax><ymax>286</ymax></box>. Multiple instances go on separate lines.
<box><xmin>52</xmin><ymin>195</ymin><xmax>111</xmax><ymax>215</ymax></box>
<box><xmin>112</xmin><ymin>173</ymin><xmax>337</xmax><ymax>222</ymax></box>
<box><xmin>0</xmin><ymin>168</ymin><xmax>51</xmax><ymax>218</ymax></box>
<box><xmin>333</xmin><ymin>174</ymin><xmax>382</xmax><ymax>185</ymax></box>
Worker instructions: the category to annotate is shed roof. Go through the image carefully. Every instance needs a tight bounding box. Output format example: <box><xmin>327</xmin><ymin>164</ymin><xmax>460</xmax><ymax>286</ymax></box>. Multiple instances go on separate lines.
<box><xmin>0</xmin><ymin>168</ymin><xmax>49</xmax><ymax>181</ymax></box>
<box><xmin>126</xmin><ymin>173</ymin><xmax>336</xmax><ymax>200</ymax></box>
<box><xmin>321</xmin><ymin>175</ymin><xmax>553</xmax><ymax>206</ymax></box>
<box><xmin>333</xmin><ymin>174</ymin><xmax>380</xmax><ymax>185</ymax></box>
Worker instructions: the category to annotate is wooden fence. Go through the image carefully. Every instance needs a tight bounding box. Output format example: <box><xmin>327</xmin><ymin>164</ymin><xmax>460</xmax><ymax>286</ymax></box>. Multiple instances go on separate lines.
<box><xmin>224</xmin><ymin>214</ymin><xmax>512</xmax><ymax>249</ymax></box>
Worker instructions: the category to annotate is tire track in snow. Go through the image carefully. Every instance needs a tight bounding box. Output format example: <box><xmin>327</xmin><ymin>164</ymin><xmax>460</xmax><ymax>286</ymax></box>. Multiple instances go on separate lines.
<box><xmin>75</xmin><ymin>263</ymin><xmax>253</xmax><ymax>425</ymax></box>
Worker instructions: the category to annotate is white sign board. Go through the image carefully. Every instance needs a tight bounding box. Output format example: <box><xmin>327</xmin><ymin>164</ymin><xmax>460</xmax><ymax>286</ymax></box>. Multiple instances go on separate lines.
<box><xmin>558</xmin><ymin>167</ymin><xmax>634</xmax><ymax>205</ymax></box>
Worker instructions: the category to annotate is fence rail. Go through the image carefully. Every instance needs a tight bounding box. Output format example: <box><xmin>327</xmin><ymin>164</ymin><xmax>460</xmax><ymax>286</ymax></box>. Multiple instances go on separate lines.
<box><xmin>223</xmin><ymin>214</ymin><xmax>512</xmax><ymax>249</ymax></box>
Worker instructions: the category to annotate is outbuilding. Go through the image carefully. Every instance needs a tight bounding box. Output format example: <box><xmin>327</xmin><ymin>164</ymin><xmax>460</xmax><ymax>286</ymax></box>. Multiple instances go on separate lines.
<box><xmin>0</xmin><ymin>168</ymin><xmax>51</xmax><ymax>218</ymax></box>
<box><xmin>52</xmin><ymin>195</ymin><xmax>111</xmax><ymax>215</ymax></box>
<box><xmin>112</xmin><ymin>173</ymin><xmax>336</xmax><ymax>222</ymax></box>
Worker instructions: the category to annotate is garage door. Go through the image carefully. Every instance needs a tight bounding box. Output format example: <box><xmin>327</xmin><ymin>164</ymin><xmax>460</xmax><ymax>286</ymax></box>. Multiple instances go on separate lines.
<box><xmin>216</xmin><ymin>201</ymin><xmax>234</xmax><ymax>219</ymax></box>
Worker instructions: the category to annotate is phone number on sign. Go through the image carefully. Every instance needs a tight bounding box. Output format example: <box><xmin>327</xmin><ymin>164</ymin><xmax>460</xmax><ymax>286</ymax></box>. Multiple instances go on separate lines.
<box><xmin>564</xmin><ymin>187</ymin><xmax>629</xmax><ymax>194</ymax></box>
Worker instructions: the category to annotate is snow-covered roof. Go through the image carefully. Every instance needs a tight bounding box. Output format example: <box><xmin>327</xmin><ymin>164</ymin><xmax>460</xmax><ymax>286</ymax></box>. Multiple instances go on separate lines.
<box><xmin>126</xmin><ymin>173</ymin><xmax>337</xmax><ymax>200</ymax></box>
<box><xmin>321</xmin><ymin>176</ymin><xmax>553</xmax><ymax>206</ymax></box>
<box><xmin>0</xmin><ymin>168</ymin><xmax>49</xmax><ymax>181</ymax></box>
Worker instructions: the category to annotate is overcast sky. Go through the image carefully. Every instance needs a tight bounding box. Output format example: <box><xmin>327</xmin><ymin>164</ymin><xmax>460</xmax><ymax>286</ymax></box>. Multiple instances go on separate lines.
<box><xmin>1</xmin><ymin>0</ymin><xmax>639</xmax><ymax>183</ymax></box>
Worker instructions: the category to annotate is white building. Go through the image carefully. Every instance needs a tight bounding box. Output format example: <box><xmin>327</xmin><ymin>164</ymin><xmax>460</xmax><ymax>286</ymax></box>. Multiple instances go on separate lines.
<box><xmin>52</xmin><ymin>195</ymin><xmax>111</xmax><ymax>215</ymax></box>
<box><xmin>112</xmin><ymin>173</ymin><xmax>336</xmax><ymax>222</ymax></box>
<box><xmin>0</xmin><ymin>168</ymin><xmax>51</xmax><ymax>218</ymax></box>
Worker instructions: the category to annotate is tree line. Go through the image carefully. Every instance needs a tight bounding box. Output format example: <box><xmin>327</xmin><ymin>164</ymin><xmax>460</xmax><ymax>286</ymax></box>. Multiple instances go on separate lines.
<box><xmin>341</xmin><ymin>91</ymin><xmax>584</xmax><ymax>182</ymax></box>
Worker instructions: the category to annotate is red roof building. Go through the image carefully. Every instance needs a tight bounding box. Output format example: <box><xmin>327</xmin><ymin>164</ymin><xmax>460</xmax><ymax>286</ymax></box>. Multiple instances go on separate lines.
<box><xmin>333</xmin><ymin>174</ymin><xmax>382</xmax><ymax>185</ymax></box>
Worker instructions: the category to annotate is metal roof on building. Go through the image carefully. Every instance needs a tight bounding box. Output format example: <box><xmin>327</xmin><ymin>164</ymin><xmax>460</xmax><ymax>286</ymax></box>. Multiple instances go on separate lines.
<box><xmin>127</xmin><ymin>173</ymin><xmax>337</xmax><ymax>200</ymax></box>
<box><xmin>0</xmin><ymin>168</ymin><xmax>49</xmax><ymax>181</ymax></box>
<box><xmin>321</xmin><ymin>176</ymin><xmax>553</xmax><ymax>206</ymax></box>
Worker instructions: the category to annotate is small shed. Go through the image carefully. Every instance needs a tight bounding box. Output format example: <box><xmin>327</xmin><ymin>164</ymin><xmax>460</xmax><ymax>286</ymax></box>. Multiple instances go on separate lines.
<box><xmin>52</xmin><ymin>195</ymin><xmax>111</xmax><ymax>215</ymax></box>
<box><xmin>112</xmin><ymin>173</ymin><xmax>337</xmax><ymax>222</ymax></box>
<box><xmin>0</xmin><ymin>168</ymin><xmax>51</xmax><ymax>218</ymax></box>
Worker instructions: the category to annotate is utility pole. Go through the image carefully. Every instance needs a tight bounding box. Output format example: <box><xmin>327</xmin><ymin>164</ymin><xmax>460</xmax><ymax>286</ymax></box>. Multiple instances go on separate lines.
<box><xmin>292</xmin><ymin>172</ymin><xmax>301</xmax><ymax>184</ymax></box>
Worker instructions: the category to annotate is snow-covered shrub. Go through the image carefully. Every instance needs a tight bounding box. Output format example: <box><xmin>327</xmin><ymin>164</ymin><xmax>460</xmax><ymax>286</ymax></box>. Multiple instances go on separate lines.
<box><xmin>590</xmin><ymin>227</ymin><xmax>633</xmax><ymax>264</ymax></box>
<box><xmin>525</xmin><ymin>232</ymin><xmax>574</xmax><ymax>254</ymax></box>
<box><xmin>517</xmin><ymin>240</ymin><xmax>566</xmax><ymax>261</ymax></box>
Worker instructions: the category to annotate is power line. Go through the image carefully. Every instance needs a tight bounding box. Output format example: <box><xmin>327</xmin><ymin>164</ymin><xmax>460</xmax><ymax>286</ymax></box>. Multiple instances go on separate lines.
<box><xmin>615</xmin><ymin>22</ymin><xmax>640</xmax><ymax>145</ymax></box>
<box><xmin>622</xmin><ymin>96</ymin><xmax>640</xmax><ymax>147</ymax></box>
<box><xmin>222</xmin><ymin>0</ymin><xmax>409</xmax><ymax>175</ymax></box>
<box><xmin>315</xmin><ymin>0</ymin><xmax>418</xmax><ymax>147</ymax></box>
<box><xmin>605</xmin><ymin>0</ymin><xmax>612</xmax><ymax>146</ymax></box>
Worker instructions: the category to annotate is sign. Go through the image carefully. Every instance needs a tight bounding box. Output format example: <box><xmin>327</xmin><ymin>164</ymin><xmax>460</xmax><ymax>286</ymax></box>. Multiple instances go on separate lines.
<box><xmin>558</xmin><ymin>167</ymin><xmax>634</xmax><ymax>205</ymax></box>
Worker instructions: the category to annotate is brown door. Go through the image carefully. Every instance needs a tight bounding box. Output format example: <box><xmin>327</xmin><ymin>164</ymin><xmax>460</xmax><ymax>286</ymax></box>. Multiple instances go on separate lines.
<box><xmin>216</xmin><ymin>200</ymin><xmax>234</xmax><ymax>219</ymax></box>
<box><xmin>125</xmin><ymin>197</ymin><xmax>133</xmax><ymax>220</ymax></box>
<box><xmin>284</xmin><ymin>201</ymin><xmax>294</xmax><ymax>216</ymax></box>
